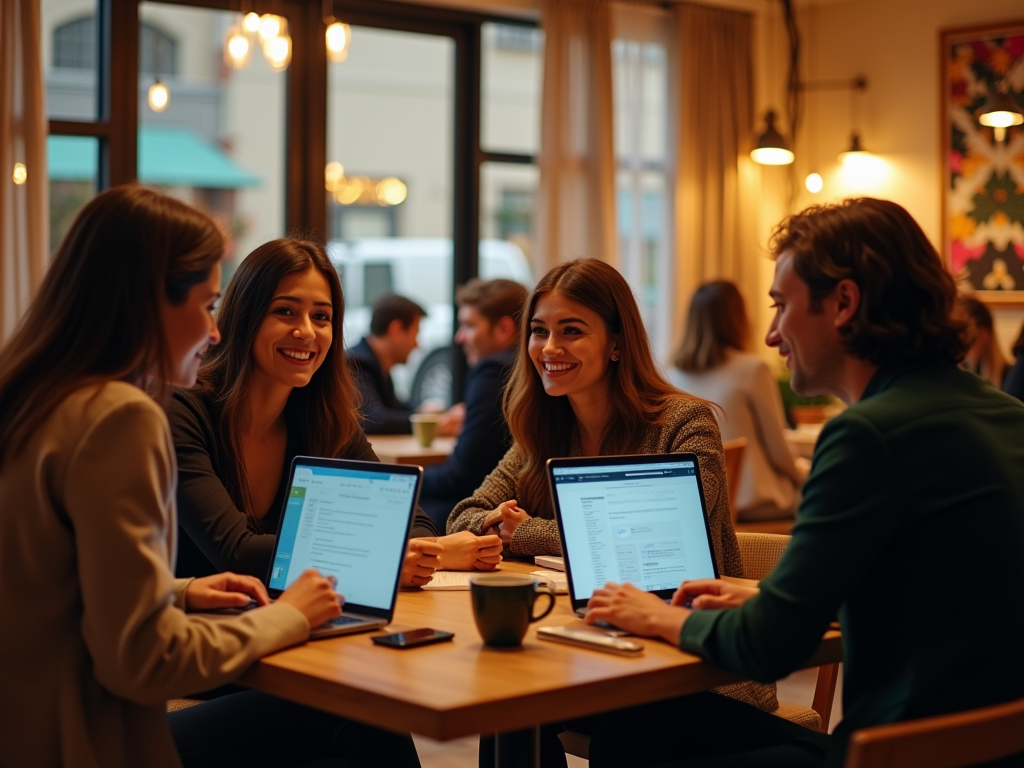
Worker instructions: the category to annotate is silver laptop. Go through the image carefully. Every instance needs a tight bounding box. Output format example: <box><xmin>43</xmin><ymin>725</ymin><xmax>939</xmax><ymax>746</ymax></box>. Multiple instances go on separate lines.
<box><xmin>546</xmin><ymin>453</ymin><xmax>719</xmax><ymax>619</ymax></box>
<box><xmin>265</xmin><ymin>456</ymin><xmax>422</xmax><ymax>638</ymax></box>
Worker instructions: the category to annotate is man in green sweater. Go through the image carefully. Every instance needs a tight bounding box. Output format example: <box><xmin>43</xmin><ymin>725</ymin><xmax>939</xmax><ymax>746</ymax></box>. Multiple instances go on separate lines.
<box><xmin>583</xmin><ymin>198</ymin><xmax>1024</xmax><ymax>768</ymax></box>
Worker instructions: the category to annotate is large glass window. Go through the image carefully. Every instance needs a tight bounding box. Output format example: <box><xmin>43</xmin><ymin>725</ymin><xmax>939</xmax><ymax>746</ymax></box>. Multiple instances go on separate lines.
<box><xmin>481</xmin><ymin>22</ymin><xmax>543</xmax><ymax>156</ymax></box>
<box><xmin>326</xmin><ymin>25</ymin><xmax>456</xmax><ymax>406</ymax></box>
<box><xmin>137</xmin><ymin>2</ymin><xmax>286</xmax><ymax>281</ymax></box>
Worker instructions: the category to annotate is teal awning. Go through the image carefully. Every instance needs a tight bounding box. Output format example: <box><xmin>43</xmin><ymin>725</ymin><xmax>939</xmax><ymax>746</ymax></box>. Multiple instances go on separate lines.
<box><xmin>47</xmin><ymin>126</ymin><xmax>260</xmax><ymax>189</ymax></box>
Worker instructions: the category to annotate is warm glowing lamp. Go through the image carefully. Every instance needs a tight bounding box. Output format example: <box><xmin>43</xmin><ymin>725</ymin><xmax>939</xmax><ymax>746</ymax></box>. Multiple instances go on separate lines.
<box><xmin>805</xmin><ymin>172</ymin><xmax>823</xmax><ymax>194</ymax></box>
<box><xmin>12</xmin><ymin>162</ymin><xmax>27</xmax><ymax>185</ymax></box>
<box><xmin>376</xmin><ymin>177</ymin><xmax>408</xmax><ymax>206</ymax></box>
<box><xmin>978</xmin><ymin>81</ymin><xmax>1023</xmax><ymax>143</ymax></box>
<box><xmin>148</xmin><ymin>80</ymin><xmax>170</xmax><ymax>112</ymax></box>
<box><xmin>326</xmin><ymin>21</ymin><xmax>351</xmax><ymax>64</ymax></box>
<box><xmin>263</xmin><ymin>34</ymin><xmax>292</xmax><ymax>71</ymax></box>
<box><xmin>258</xmin><ymin>14</ymin><xmax>282</xmax><ymax>42</ymax></box>
<box><xmin>242</xmin><ymin>12</ymin><xmax>261</xmax><ymax>34</ymax></box>
<box><xmin>750</xmin><ymin>110</ymin><xmax>794</xmax><ymax>165</ymax></box>
<box><xmin>224</xmin><ymin>23</ymin><xmax>251</xmax><ymax>69</ymax></box>
<box><xmin>325</xmin><ymin>161</ymin><xmax>345</xmax><ymax>191</ymax></box>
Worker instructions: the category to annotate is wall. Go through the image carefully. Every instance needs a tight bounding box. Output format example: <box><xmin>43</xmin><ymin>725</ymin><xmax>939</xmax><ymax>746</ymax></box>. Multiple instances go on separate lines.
<box><xmin>784</xmin><ymin>0</ymin><xmax>1024</xmax><ymax>358</ymax></box>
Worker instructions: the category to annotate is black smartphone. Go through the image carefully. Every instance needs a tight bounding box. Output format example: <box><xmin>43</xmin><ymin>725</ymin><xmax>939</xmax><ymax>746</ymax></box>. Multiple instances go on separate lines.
<box><xmin>371</xmin><ymin>628</ymin><xmax>454</xmax><ymax>649</ymax></box>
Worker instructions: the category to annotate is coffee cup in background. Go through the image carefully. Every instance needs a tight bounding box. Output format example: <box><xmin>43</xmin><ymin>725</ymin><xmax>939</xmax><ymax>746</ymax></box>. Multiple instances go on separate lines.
<box><xmin>470</xmin><ymin>574</ymin><xmax>556</xmax><ymax>647</ymax></box>
<box><xmin>409</xmin><ymin>413</ymin><xmax>439</xmax><ymax>447</ymax></box>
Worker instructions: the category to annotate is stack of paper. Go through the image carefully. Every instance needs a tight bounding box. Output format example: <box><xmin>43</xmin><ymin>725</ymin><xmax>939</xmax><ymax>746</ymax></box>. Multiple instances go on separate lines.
<box><xmin>534</xmin><ymin>555</ymin><xmax>564</xmax><ymax>572</ymax></box>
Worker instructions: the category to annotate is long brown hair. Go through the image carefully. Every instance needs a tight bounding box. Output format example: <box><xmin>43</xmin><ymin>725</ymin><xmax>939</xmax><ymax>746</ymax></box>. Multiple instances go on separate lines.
<box><xmin>0</xmin><ymin>185</ymin><xmax>223</xmax><ymax>466</ymax></box>
<box><xmin>193</xmin><ymin>238</ymin><xmax>361</xmax><ymax>520</ymax></box>
<box><xmin>503</xmin><ymin>258</ymin><xmax>685</xmax><ymax>518</ymax></box>
<box><xmin>673</xmin><ymin>280</ymin><xmax>750</xmax><ymax>373</ymax></box>
<box><xmin>958</xmin><ymin>296</ymin><xmax>1009</xmax><ymax>386</ymax></box>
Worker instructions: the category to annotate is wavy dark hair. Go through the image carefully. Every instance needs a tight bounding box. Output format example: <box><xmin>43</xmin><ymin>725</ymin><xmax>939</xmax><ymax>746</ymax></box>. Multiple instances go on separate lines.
<box><xmin>0</xmin><ymin>185</ymin><xmax>222</xmax><ymax>466</ymax></box>
<box><xmin>503</xmin><ymin>258</ymin><xmax>686</xmax><ymax>518</ymax></box>
<box><xmin>673</xmin><ymin>280</ymin><xmax>750</xmax><ymax>373</ymax></box>
<box><xmin>193</xmin><ymin>238</ymin><xmax>361</xmax><ymax>521</ymax></box>
<box><xmin>770</xmin><ymin>198</ymin><xmax>968</xmax><ymax>367</ymax></box>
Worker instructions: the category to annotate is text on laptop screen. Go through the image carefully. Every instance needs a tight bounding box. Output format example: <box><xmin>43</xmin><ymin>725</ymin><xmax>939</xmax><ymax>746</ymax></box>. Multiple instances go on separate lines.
<box><xmin>268</xmin><ymin>464</ymin><xmax>415</xmax><ymax>608</ymax></box>
<box><xmin>553</xmin><ymin>461</ymin><xmax>716</xmax><ymax>599</ymax></box>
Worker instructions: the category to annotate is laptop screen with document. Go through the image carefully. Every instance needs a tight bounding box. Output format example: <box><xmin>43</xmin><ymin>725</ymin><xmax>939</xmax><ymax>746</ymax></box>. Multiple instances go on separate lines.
<box><xmin>547</xmin><ymin>453</ymin><xmax>719</xmax><ymax>610</ymax></box>
<box><xmin>267</xmin><ymin>457</ymin><xmax>419</xmax><ymax>615</ymax></box>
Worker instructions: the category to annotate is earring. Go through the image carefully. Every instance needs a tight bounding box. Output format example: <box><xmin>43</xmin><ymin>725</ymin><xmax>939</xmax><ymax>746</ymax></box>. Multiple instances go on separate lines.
<box><xmin>611</xmin><ymin>353</ymin><xmax>620</xmax><ymax>362</ymax></box>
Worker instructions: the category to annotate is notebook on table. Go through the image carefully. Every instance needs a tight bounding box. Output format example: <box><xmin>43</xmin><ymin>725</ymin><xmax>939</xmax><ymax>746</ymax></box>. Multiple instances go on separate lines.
<box><xmin>264</xmin><ymin>456</ymin><xmax>422</xmax><ymax>638</ymax></box>
<box><xmin>546</xmin><ymin>453</ymin><xmax>719</xmax><ymax>619</ymax></box>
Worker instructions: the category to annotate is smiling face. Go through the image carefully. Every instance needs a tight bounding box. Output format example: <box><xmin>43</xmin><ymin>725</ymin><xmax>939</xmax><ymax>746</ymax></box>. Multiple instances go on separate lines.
<box><xmin>766</xmin><ymin>251</ymin><xmax>844</xmax><ymax>397</ymax></box>
<box><xmin>528</xmin><ymin>290</ymin><xmax>619</xmax><ymax>404</ymax></box>
<box><xmin>160</xmin><ymin>262</ymin><xmax>222</xmax><ymax>387</ymax></box>
<box><xmin>251</xmin><ymin>268</ymin><xmax>334</xmax><ymax>391</ymax></box>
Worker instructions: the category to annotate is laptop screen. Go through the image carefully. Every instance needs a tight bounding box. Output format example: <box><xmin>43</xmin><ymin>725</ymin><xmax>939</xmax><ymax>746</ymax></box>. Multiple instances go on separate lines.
<box><xmin>267</xmin><ymin>460</ymin><xmax>418</xmax><ymax>610</ymax></box>
<box><xmin>550</xmin><ymin>455</ymin><xmax>718</xmax><ymax>602</ymax></box>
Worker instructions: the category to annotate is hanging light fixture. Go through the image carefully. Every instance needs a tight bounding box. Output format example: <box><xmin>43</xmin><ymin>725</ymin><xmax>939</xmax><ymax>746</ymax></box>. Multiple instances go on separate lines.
<box><xmin>978</xmin><ymin>80</ymin><xmax>1023</xmax><ymax>143</ymax></box>
<box><xmin>751</xmin><ymin>110</ymin><xmax>794</xmax><ymax>165</ymax></box>
<box><xmin>242</xmin><ymin>11</ymin><xmax>261</xmax><ymax>35</ymax></box>
<box><xmin>264</xmin><ymin>33</ymin><xmax>292</xmax><ymax>71</ymax></box>
<box><xmin>148</xmin><ymin>79</ymin><xmax>170</xmax><ymax>112</ymax></box>
<box><xmin>224</xmin><ymin>20</ymin><xmax>251</xmax><ymax>70</ymax></box>
<box><xmin>804</xmin><ymin>172</ymin><xmax>823</xmax><ymax>193</ymax></box>
<box><xmin>326</xmin><ymin>21</ymin><xmax>352</xmax><ymax>63</ymax></box>
<box><xmin>258</xmin><ymin>14</ymin><xmax>283</xmax><ymax>42</ymax></box>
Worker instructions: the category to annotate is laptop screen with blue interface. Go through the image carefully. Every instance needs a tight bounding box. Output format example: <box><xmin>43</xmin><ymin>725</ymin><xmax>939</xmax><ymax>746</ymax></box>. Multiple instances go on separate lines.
<box><xmin>268</xmin><ymin>463</ymin><xmax>416</xmax><ymax>609</ymax></box>
<box><xmin>551</xmin><ymin>458</ymin><xmax>717</xmax><ymax>601</ymax></box>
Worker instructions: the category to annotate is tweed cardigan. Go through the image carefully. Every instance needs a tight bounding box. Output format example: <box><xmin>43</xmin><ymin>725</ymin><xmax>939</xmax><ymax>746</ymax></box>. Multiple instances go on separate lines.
<box><xmin>446</xmin><ymin>396</ymin><xmax>775</xmax><ymax>712</ymax></box>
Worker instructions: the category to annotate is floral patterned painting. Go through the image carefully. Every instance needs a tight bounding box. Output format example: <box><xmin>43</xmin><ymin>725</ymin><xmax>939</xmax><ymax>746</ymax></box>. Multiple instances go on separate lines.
<box><xmin>943</xmin><ymin>22</ymin><xmax>1024</xmax><ymax>299</ymax></box>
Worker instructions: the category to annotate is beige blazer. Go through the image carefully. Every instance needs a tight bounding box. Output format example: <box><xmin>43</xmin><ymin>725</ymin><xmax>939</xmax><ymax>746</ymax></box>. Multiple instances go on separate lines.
<box><xmin>0</xmin><ymin>382</ymin><xmax>309</xmax><ymax>768</ymax></box>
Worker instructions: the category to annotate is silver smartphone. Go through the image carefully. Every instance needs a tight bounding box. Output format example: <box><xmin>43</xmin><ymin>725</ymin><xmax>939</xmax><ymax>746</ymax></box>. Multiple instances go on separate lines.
<box><xmin>537</xmin><ymin>626</ymin><xmax>644</xmax><ymax>656</ymax></box>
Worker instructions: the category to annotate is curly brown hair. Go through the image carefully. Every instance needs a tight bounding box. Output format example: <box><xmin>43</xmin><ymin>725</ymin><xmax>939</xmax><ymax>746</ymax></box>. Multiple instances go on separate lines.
<box><xmin>770</xmin><ymin>198</ymin><xmax>968</xmax><ymax>368</ymax></box>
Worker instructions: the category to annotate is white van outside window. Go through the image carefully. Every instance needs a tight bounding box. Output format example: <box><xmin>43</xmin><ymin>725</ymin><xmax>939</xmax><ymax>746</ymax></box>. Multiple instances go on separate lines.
<box><xmin>330</xmin><ymin>238</ymin><xmax>534</xmax><ymax>407</ymax></box>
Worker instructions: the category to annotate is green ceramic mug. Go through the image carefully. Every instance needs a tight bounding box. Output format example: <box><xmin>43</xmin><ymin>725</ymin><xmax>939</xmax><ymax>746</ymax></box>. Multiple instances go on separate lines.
<box><xmin>470</xmin><ymin>574</ymin><xmax>556</xmax><ymax>647</ymax></box>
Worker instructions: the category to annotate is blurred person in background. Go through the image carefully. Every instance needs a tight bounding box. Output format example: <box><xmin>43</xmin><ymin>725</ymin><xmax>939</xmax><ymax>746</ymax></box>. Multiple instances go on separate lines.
<box><xmin>670</xmin><ymin>281</ymin><xmax>805</xmax><ymax>522</ymax></box>
<box><xmin>958</xmin><ymin>295</ymin><xmax>1009</xmax><ymax>388</ymax></box>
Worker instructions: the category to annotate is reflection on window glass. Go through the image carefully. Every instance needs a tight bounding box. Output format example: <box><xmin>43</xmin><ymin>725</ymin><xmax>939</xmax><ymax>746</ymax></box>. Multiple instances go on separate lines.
<box><xmin>137</xmin><ymin>2</ymin><xmax>286</xmax><ymax>284</ymax></box>
<box><xmin>481</xmin><ymin>22</ymin><xmax>544</xmax><ymax>155</ymax></box>
<box><xmin>613</xmin><ymin>38</ymin><xmax>670</xmax><ymax>359</ymax></box>
<box><xmin>43</xmin><ymin>0</ymin><xmax>99</xmax><ymax>120</ymax></box>
<box><xmin>327</xmin><ymin>25</ymin><xmax>456</xmax><ymax>405</ymax></box>
<box><xmin>480</xmin><ymin>161</ymin><xmax>538</xmax><ymax>273</ymax></box>
<box><xmin>47</xmin><ymin>135</ymin><xmax>98</xmax><ymax>252</ymax></box>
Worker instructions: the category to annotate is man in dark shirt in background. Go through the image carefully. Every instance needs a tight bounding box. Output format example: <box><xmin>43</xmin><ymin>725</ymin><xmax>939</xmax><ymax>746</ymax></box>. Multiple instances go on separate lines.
<box><xmin>580</xmin><ymin>198</ymin><xmax>1024</xmax><ymax>768</ymax></box>
<box><xmin>419</xmin><ymin>278</ymin><xmax>527</xmax><ymax>530</ymax></box>
<box><xmin>348</xmin><ymin>294</ymin><xmax>425</xmax><ymax>434</ymax></box>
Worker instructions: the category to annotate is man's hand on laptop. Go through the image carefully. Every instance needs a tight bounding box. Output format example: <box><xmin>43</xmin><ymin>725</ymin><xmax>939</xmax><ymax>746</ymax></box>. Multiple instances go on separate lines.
<box><xmin>585</xmin><ymin>582</ymin><xmax>690</xmax><ymax>644</ymax></box>
<box><xmin>673</xmin><ymin>579</ymin><xmax>759</xmax><ymax>610</ymax></box>
<box><xmin>481</xmin><ymin>500</ymin><xmax>528</xmax><ymax>545</ymax></box>
<box><xmin>277</xmin><ymin>569</ymin><xmax>344</xmax><ymax>630</ymax></box>
<box><xmin>403</xmin><ymin>538</ymin><xmax>444</xmax><ymax>587</ymax></box>
<box><xmin>432</xmin><ymin>531</ymin><xmax>503</xmax><ymax>571</ymax></box>
<box><xmin>185</xmin><ymin>572</ymin><xmax>270</xmax><ymax>612</ymax></box>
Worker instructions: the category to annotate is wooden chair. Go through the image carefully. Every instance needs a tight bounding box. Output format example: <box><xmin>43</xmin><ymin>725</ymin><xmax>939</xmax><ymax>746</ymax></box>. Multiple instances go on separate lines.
<box><xmin>722</xmin><ymin>437</ymin><xmax>748</xmax><ymax>526</ymax></box>
<box><xmin>557</xmin><ymin>533</ymin><xmax>841</xmax><ymax>760</ymax></box>
<box><xmin>844</xmin><ymin>695</ymin><xmax>1024</xmax><ymax>768</ymax></box>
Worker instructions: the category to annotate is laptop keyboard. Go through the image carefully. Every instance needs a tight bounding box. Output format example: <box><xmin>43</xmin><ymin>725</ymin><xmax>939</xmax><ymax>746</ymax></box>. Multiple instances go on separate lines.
<box><xmin>323</xmin><ymin>615</ymin><xmax>366</xmax><ymax>628</ymax></box>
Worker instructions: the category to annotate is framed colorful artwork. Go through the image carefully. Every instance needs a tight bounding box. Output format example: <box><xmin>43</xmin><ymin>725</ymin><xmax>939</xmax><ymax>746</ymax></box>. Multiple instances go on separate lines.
<box><xmin>942</xmin><ymin>20</ymin><xmax>1024</xmax><ymax>305</ymax></box>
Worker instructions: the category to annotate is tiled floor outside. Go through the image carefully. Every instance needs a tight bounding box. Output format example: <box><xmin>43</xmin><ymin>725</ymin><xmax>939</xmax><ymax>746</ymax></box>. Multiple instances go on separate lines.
<box><xmin>414</xmin><ymin>665</ymin><xmax>844</xmax><ymax>767</ymax></box>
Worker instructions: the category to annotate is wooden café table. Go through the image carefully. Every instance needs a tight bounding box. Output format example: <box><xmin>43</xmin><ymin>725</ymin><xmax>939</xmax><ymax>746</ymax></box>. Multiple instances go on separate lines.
<box><xmin>368</xmin><ymin>434</ymin><xmax>457</xmax><ymax>467</ymax></box>
<box><xmin>239</xmin><ymin>561</ymin><xmax>843</xmax><ymax>767</ymax></box>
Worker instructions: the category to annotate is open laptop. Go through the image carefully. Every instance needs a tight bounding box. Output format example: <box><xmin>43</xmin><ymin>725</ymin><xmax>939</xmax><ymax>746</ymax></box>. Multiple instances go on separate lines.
<box><xmin>263</xmin><ymin>456</ymin><xmax>422</xmax><ymax>639</ymax></box>
<box><xmin>546</xmin><ymin>453</ymin><xmax>719</xmax><ymax>619</ymax></box>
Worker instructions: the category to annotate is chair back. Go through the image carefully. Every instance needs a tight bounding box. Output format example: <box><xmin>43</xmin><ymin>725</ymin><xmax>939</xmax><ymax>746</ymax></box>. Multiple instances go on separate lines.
<box><xmin>722</xmin><ymin>437</ymin><xmax>747</xmax><ymax>524</ymax></box>
<box><xmin>735</xmin><ymin>531</ymin><xmax>790</xmax><ymax>580</ymax></box>
<box><xmin>844</xmin><ymin>696</ymin><xmax>1024</xmax><ymax>768</ymax></box>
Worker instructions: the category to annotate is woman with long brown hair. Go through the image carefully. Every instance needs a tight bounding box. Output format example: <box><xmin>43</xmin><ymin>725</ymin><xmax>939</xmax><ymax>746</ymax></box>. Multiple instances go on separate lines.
<box><xmin>0</xmin><ymin>186</ymin><xmax>374</xmax><ymax>767</ymax></box>
<box><xmin>670</xmin><ymin>280</ymin><xmax>804</xmax><ymax>521</ymax></box>
<box><xmin>171</xmin><ymin>238</ymin><xmax>503</xmax><ymax>586</ymax></box>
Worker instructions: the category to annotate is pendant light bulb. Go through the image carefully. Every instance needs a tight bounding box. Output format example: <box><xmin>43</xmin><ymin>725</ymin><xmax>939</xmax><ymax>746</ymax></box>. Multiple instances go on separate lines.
<box><xmin>258</xmin><ymin>14</ymin><xmax>282</xmax><ymax>42</ymax></box>
<box><xmin>148</xmin><ymin>80</ymin><xmax>170</xmax><ymax>112</ymax></box>
<box><xmin>326</xmin><ymin>21</ymin><xmax>351</xmax><ymax>64</ymax></box>
<box><xmin>263</xmin><ymin>34</ymin><xmax>292</xmax><ymax>71</ymax></box>
<box><xmin>805</xmin><ymin>172</ymin><xmax>823</xmax><ymax>194</ymax></box>
<box><xmin>224</xmin><ymin>22</ymin><xmax>251</xmax><ymax>70</ymax></box>
<box><xmin>242</xmin><ymin>12</ymin><xmax>261</xmax><ymax>34</ymax></box>
<box><xmin>977</xmin><ymin>81</ymin><xmax>1024</xmax><ymax>129</ymax></box>
<box><xmin>750</xmin><ymin>110</ymin><xmax>794</xmax><ymax>165</ymax></box>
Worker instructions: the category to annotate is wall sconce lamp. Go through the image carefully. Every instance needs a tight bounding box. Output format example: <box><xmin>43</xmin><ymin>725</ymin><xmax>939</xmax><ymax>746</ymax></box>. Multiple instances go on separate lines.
<box><xmin>751</xmin><ymin>110</ymin><xmax>795</xmax><ymax>165</ymax></box>
<box><xmin>978</xmin><ymin>80</ymin><xmax>1023</xmax><ymax>142</ymax></box>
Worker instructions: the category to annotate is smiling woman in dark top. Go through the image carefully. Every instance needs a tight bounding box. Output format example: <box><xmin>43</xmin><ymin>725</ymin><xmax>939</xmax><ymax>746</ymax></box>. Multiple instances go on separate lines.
<box><xmin>171</xmin><ymin>238</ymin><xmax>502</xmax><ymax>586</ymax></box>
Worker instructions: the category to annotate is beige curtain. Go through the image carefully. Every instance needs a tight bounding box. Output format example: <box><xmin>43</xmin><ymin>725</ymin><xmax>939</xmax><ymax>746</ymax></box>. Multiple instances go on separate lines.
<box><xmin>535</xmin><ymin>0</ymin><xmax>617</xmax><ymax>275</ymax></box>
<box><xmin>670</xmin><ymin>3</ymin><xmax>759</xmax><ymax>349</ymax></box>
<box><xmin>1</xmin><ymin>0</ymin><xmax>48</xmax><ymax>341</ymax></box>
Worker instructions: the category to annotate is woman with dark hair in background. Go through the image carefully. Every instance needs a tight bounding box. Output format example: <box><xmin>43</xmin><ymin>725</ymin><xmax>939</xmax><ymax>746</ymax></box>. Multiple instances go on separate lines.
<box><xmin>171</xmin><ymin>238</ymin><xmax>502</xmax><ymax>589</ymax></box>
<box><xmin>0</xmin><ymin>186</ymin><xmax>373</xmax><ymax>767</ymax></box>
<box><xmin>958</xmin><ymin>295</ymin><xmax>1009</xmax><ymax>388</ymax></box>
<box><xmin>670</xmin><ymin>280</ymin><xmax>805</xmax><ymax>522</ymax></box>
<box><xmin>446</xmin><ymin>258</ymin><xmax>774</xmax><ymax>768</ymax></box>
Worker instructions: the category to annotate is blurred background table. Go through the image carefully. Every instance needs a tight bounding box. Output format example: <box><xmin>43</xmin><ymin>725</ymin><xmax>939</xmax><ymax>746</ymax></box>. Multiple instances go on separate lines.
<box><xmin>369</xmin><ymin>434</ymin><xmax>457</xmax><ymax>466</ymax></box>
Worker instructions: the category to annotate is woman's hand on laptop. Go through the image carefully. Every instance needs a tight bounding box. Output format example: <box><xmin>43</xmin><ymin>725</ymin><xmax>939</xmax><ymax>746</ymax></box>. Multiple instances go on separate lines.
<box><xmin>481</xmin><ymin>500</ymin><xmax>528</xmax><ymax>545</ymax></box>
<box><xmin>402</xmin><ymin>538</ymin><xmax>444</xmax><ymax>587</ymax></box>
<box><xmin>185</xmin><ymin>572</ymin><xmax>270</xmax><ymax>612</ymax></box>
<box><xmin>585</xmin><ymin>582</ymin><xmax>690</xmax><ymax>644</ymax></box>
<box><xmin>277</xmin><ymin>569</ymin><xmax>344</xmax><ymax>629</ymax></box>
<box><xmin>433</xmin><ymin>531</ymin><xmax>503</xmax><ymax>571</ymax></box>
<box><xmin>672</xmin><ymin>579</ymin><xmax>759</xmax><ymax>610</ymax></box>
